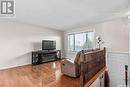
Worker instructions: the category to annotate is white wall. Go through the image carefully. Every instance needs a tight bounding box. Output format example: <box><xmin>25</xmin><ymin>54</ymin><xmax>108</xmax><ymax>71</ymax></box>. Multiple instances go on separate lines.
<box><xmin>128</xmin><ymin>19</ymin><xmax>130</xmax><ymax>84</ymax></box>
<box><xmin>64</xmin><ymin>17</ymin><xmax>129</xmax><ymax>56</ymax></box>
<box><xmin>64</xmin><ymin>17</ymin><xmax>129</xmax><ymax>87</ymax></box>
<box><xmin>94</xmin><ymin>18</ymin><xmax>129</xmax><ymax>53</ymax></box>
<box><xmin>0</xmin><ymin>20</ymin><xmax>64</xmax><ymax>69</ymax></box>
<box><xmin>108</xmin><ymin>52</ymin><xmax>129</xmax><ymax>87</ymax></box>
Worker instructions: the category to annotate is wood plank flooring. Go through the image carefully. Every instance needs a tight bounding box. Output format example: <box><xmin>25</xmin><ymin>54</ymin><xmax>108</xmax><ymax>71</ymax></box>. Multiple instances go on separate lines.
<box><xmin>0</xmin><ymin>61</ymin><xmax>79</xmax><ymax>87</ymax></box>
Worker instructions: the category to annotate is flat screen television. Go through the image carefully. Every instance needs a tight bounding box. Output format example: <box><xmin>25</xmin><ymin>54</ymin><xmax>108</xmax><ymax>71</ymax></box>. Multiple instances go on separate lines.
<box><xmin>42</xmin><ymin>40</ymin><xmax>56</xmax><ymax>50</ymax></box>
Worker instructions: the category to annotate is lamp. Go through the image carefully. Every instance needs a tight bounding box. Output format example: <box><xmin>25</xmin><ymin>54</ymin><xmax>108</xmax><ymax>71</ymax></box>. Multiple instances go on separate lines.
<box><xmin>96</xmin><ymin>36</ymin><xmax>104</xmax><ymax>49</ymax></box>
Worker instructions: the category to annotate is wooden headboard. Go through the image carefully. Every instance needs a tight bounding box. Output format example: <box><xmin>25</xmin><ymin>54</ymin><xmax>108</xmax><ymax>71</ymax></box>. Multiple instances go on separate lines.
<box><xmin>79</xmin><ymin>48</ymin><xmax>106</xmax><ymax>87</ymax></box>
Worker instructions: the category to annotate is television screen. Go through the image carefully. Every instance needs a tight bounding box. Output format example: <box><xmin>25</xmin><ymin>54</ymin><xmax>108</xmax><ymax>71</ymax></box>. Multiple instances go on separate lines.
<box><xmin>42</xmin><ymin>40</ymin><xmax>56</xmax><ymax>50</ymax></box>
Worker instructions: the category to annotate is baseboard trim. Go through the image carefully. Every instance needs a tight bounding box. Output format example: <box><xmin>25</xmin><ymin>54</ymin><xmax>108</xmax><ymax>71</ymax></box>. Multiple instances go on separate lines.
<box><xmin>0</xmin><ymin>63</ymin><xmax>32</xmax><ymax>71</ymax></box>
<box><xmin>108</xmin><ymin>51</ymin><xmax>129</xmax><ymax>55</ymax></box>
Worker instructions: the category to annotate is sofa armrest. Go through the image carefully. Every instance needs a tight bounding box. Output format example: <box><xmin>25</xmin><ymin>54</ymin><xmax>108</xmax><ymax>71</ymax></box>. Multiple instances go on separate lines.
<box><xmin>61</xmin><ymin>59</ymin><xmax>74</xmax><ymax>66</ymax></box>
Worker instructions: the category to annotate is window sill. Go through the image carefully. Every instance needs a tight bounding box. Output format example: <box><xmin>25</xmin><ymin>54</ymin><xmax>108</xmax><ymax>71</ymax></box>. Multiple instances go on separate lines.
<box><xmin>67</xmin><ymin>51</ymin><xmax>77</xmax><ymax>54</ymax></box>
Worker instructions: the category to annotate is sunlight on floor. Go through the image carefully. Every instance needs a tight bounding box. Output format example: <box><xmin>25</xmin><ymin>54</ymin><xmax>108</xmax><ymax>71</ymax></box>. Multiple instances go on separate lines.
<box><xmin>53</xmin><ymin>62</ymin><xmax>56</xmax><ymax>69</ymax></box>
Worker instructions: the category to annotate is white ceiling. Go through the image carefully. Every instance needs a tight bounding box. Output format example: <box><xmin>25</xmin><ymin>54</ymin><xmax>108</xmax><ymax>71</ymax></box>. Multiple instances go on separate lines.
<box><xmin>10</xmin><ymin>0</ymin><xmax>130</xmax><ymax>30</ymax></box>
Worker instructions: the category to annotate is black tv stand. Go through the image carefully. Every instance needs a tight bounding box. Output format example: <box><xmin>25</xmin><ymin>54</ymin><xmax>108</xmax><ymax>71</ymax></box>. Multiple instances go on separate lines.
<box><xmin>32</xmin><ymin>50</ymin><xmax>61</xmax><ymax>65</ymax></box>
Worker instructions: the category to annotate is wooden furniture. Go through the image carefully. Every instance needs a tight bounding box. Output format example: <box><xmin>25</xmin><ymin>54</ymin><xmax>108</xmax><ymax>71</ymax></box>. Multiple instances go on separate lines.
<box><xmin>32</xmin><ymin>50</ymin><xmax>61</xmax><ymax>65</ymax></box>
<box><xmin>84</xmin><ymin>67</ymin><xmax>106</xmax><ymax>87</ymax></box>
<box><xmin>80</xmin><ymin>48</ymin><xmax>106</xmax><ymax>87</ymax></box>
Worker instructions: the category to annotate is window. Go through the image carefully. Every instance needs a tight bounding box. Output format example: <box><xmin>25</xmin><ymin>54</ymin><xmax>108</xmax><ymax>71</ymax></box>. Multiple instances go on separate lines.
<box><xmin>75</xmin><ymin>33</ymin><xmax>86</xmax><ymax>51</ymax></box>
<box><xmin>68</xmin><ymin>34</ymin><xmax>74</xmax><ymax>51</ymax></box>
<box><xmin>68</xmin><ymin>32</ymin><xmax>95</xmax><ymax>51</ymax></box>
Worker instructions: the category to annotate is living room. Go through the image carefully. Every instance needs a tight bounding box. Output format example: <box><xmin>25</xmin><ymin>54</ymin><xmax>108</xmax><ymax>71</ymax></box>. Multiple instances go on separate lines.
<box><xmin>0</xmin><ymin>0</ymin><xmax>129</xmax><ymax>87</ymax></box>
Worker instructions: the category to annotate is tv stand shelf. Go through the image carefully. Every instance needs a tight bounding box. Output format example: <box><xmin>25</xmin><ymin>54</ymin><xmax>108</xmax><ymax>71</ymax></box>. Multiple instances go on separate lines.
<box><xmin>32</xmin><ymin>50</ymin><xmax>61</xmax><ymax>65</ymax></box>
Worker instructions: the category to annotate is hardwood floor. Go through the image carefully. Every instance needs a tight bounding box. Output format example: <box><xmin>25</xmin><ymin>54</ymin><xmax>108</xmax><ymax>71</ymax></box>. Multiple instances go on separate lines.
<box><xmin>0</xmin><ymin>61</ymin><xmax>79</xmax><ymax>87</ymax></box>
